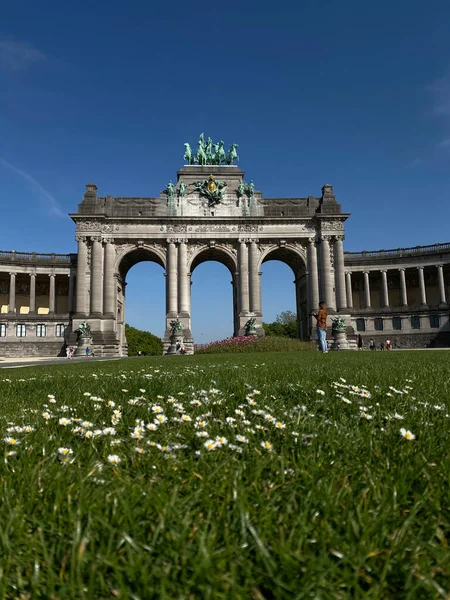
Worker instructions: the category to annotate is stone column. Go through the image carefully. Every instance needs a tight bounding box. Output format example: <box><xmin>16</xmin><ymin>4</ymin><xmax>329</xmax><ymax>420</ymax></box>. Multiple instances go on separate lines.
<box><xmin>75</xmin><ymin>236</ymin><xmax>89</xmax><ymax>316</ymax></box>
<box><xmin>399</xmin><ymin>268</ymin><xmax>408</xmax><ymax>307</ymax></box>
<box><xmin>29</xmin><ymin>273</ymin><xmax>36</xmax><ymax>314</ymax></box>
<box><xmin>320</xmin><ymin>236</ymin><xmax>335</xmax><ymax>310</ymax></box>
<box><xmin>238</xmin><ymin>239</ymin><xmax>249</xmax><ymax>314</ymax></box>
<box><xmin>8</xmin><ymin>272</ymin><xmax>16</xmax><ymax>314</ymax></box>
<box><xmin>178</xmin><ymin>239</ymin><xmax>189</xmax><ymax>315</ymax></box>
<box><xmin>417</xmin><ymin>266</ymin><xmax>427</xmax><ymax>306</ymax></box>
<box><xmin>68</xmin><ymin>272</ymin><xmax>74</xmax><ymax>314</ymax></box>
<box><xmin>381</xmin><ymin>269</ymin><xmax>390</xmax><ymax>308</ymax></box>
<box><xmin>437</xmin><ymin>265</ymin><xmax>447</xmax><ymax>306</ymax></box>
<box><xmin>103</xmin><ymin>239</ymin><xmax>116</xmax><ymax>317</ymax></box>
<box><xmin>166</xmin><ymin>240</ymin><xmax>178</xmax><ymax>316</ymax></box>
<box><xmin>333</xmin><ymin>236</ymin><xmax>347</xmax><ymax>310</ymax></box>
<box><xmin>345</xmin><ymin>272</ymin><xmax>353</xmax><ymax>308</ymax></box>
<box><xmin>229</xmin><ymin>278</ymin><xmax>237</xmax><ymax>336</ymax></box>
<box><xmin>49</xmin><ymin>274</ymin><xmax>56</xmax><ymax>314</ymax></box>
<box><xmin>249</xmin><ymin>240</ymin><xmax>261</xmax><ymax>315</ymax></box>
<box><xmin>307</xmin><ymin>238</ymin><xmax>319</xmax><ymax>311</ymax></box>
<box><xmin>90</xmin><ymin>237</ymin><xmax>103</xmax><ymax>316</ymax></box>
<box><xmin>363</xmin><ymin>271</ymin><xmax>371</xmax><ymax>308</ymax></box>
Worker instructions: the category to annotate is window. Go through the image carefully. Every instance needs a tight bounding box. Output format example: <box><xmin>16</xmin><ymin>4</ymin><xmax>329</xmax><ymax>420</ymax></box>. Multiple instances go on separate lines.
<box><xmin>0</xmin><ymin>323</ymin><xmax>6</xmax><ymax>337</ymax></box>
<box><xmin>392</xmin><ymin>317</ymin><xmax>402</xmax><ymax>330</ymax></box>
<box><xmin>430</xmin><ymin>315</ymin><xmax>440</xmax><ymax>329</ymax></box>
<box><xmin>16</xmin><ymin>324</ymin><xmax>26</xmax><ymax>337</ymax></box>
<box><xmin>374</xmin><ymin>318</ymin><xmax>384</xmax><ymax>331</ymax></box>
<box><xmin>411</xmin><ymin>315</ymin><xmax>420</xmax><ymax>330</ymax></box>
<box><xmin>356</xmin><ymin>318</ymin><xmax>365</xmax><ymax>332</ymax></box>
<box><xmin>36</xmin><ymin>324</ymin><xmax>46</xmax><ymax>337</ymax></box>
<box><xmin>56</xmin><ymin>324</ymin><xmax>66</xmax><ymax>337</ymax></box>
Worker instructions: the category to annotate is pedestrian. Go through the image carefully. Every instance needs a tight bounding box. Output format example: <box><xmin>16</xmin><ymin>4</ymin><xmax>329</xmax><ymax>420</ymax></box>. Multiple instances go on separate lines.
<box><xmin>386</xmin><ymin>339</ymin><xmax>391</xmax><ymax>351</ymax></box>
<box><xmin>357</xmin><ymin>334</ymin><xmax>363</xmax><ymax>350</ymax></box>
<box><xmin>66</xmin><ymin>346</ymin><xmax>71</xmax><ymax>359</ymax></box>
<box><xmin>380</xmin><ymin>342</ymin><xmax>385</xmax><ymax>351</ymax></box>
<box><xmin>312</xmin><ymin>301</ymin><xmax>328</xmax><ymax>354</ymax></box>
<box><xmin>85</xmin><ymin>346</ymin><xmax>90</xmax><ymax>357</ymax></box>
<box><xmin>369</xmin><ymin>338</ymin><xmax>376</xmax><ymax>351</ymax></box>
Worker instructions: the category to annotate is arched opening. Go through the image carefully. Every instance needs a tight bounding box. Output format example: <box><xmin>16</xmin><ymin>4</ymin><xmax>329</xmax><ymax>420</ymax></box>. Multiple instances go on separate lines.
<box><xmin>190</xmin><ymin>248</ymin><xmax>236</xmax><ymax>345</ymax></box>
<box><xmin>117</xmin><ymin>248</ymin><xmax>165</xmax><ymax>355</ymax></box>
<box><xmin>261</xmin><ymin>247</ymin><xmax>308</xmax><ymax>340</ymax></box>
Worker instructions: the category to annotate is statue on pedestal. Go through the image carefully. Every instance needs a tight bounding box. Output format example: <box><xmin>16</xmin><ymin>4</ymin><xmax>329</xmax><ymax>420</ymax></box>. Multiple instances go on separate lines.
<box><xmin>244</xmin><ymin>317</ymin><xmax>257</xmax><ymax>336</ymax></box>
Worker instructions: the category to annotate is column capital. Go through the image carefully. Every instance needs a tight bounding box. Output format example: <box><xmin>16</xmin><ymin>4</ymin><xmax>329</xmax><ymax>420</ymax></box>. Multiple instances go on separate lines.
<box><xmin>380</xmin><ymin>269</ymin><xmax>388</xmax><ymax>274</ymax></box>
<box><xmin>398</xmin><ymin>268</ymin><xmax>406</xmax><ymax>272</ymax></box>
<box><xmin>75</xmin><ymin>235</ymin><xmax>88</xmax><ymax>243</ymax></box>
<box><xmin>436</xmin><ymin>264</ymin><xmax>444</xmax><ymax>269</ymax></box>
<box><xmin>363</xmin><ymin>270</ymin><xmax>370</xmax><ymax>275</ymax></box>
<box><xmin>90</xmin><ymin>236</ymin><xmax>102</xmax><ymax>243</ymax></box>
<box><xmin>345</xmin><ymin>270</ymin><xmax>352</xmax><ymax>276</ymax></box>
<box><xmin>417</xmin><ymin>265</ymin><xmax>425</xmax><ymax>271</ymax></box>
<box><xmin>166</xmin><ymin>238</ymin><xmax>176</xmax><ymax>245</ymax></box>
<box><xmin>238</xmin><ymin>238</ymin><xmax>248</xmax><ymax>245</ymax></box>
<box><xmin>250</xmin><ymin>238</ymin><xmax>259</xmax><ymax>244</ymax></box>
<box><xmin>334</xmin><ymin>235</ymin><xmax>345</xmax><ymax>242</ymax></box>
<box><xmin>307</xmin><ymin>236</ymin><xmax>317</xmax><ymax>244</ymax></box>
<box><xmin>320</xmin><ymin>235</ymin><xmax>332</xmax><ymax>242</ymax></box>
<box><xmin>103</xmin><ymin>236</ymin><xmax>115</xmax><ymax>244</ymax></box>
<box><xmin>175</xmin><ymin>237</ymin><xmax>189</xmax><ymax>244</ymax></box>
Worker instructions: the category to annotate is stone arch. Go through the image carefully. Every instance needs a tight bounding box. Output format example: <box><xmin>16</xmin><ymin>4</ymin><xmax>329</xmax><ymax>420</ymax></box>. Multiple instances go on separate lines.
<box><xmin>188</xmin><ymin>243</ymin><xmax>238</xmax><ymax>276</ymax></box>
<box><xmin>258</xmin><ymin>243</ymin><xmax>307</xmax><ymax>273</ymax></box>
<box><xmin>259</xmin><ymin>243</ymin><xmax>308</xmax><ymax>340</ymax></box>
<box><xmin>115</xmin><ymin>244</ymin><xmax>166</xmax><ymax>280</ymax></box>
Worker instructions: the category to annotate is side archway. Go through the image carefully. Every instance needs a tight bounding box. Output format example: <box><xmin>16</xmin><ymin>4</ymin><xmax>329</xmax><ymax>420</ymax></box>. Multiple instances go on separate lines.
<box><xmin>260</xmin><ymin>244</ymin><xmax>309</xmax><ymax>340</ymax></box>
<box><xmin>114</xmin><ymin>245</ymin><xmax>166</xmax><ymax>355</ymax></box>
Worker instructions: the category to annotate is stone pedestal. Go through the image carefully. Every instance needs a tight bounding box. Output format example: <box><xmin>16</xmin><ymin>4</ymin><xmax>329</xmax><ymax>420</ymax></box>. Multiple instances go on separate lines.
<box><xmin>331</xmin><ymin>330</ymin><xmax>350</xmax><ymax>350</ymax></box>
<box><xmin>166</xmin><ymin>333</ymin><xmax>183</xmax><ymax>355</ymax></box>
<box><xmin>75</xmin><ymin>335</ymin><xmax>93</xmax><ymax>357</ymax></box>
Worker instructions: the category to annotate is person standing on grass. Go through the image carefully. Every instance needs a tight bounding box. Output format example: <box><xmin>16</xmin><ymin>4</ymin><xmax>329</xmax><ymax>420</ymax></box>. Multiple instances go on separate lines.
<box><xmin>312</xmin><ymin>301</ymin><xmax>328</xmax><ymax>354</ymax></box>
<box><xmin>357</xmin><ymin>334</ymin><xmax>363</xmax><ymax>350</ymax></box>
<box><xmin>369</xmin><ymin>338</ymin><xmax>376</xmax><ymax>351</ymax></box>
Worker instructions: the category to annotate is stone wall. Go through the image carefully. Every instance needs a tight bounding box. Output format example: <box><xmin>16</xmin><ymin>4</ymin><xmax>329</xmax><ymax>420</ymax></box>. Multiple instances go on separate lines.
<box><xmin>0</xmin><ymin>341</ymin><xmax>66</xmax><ymax>358</ymax></box>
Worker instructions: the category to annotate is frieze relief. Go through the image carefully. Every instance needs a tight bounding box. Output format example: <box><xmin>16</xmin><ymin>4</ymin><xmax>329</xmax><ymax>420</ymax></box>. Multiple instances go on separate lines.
<box><xmin>76</xmin><ymin>220</ymin><xmax>116</xmax><ymax>233</ymax></box>
<box><xmin>320</xmin><ymin>219</ymin><xmax>345</xmax><ymax>231</ymax></box>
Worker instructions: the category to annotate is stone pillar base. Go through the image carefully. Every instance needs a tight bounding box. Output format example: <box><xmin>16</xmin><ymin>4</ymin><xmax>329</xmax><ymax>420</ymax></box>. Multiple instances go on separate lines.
<box><xmin>75</xmin><ymin>335</ymin><xmax>93</xmax><ymax>356</ymax></box>
<box><xmin>331</xmin><ymin>330</ymin><xmax>350</xmax><ymax>350</ymax></box>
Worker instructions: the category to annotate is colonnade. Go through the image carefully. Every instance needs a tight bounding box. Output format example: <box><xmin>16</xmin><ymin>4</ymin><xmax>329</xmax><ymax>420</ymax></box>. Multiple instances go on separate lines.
<box><xmin>344</xmin><ymin>265</ymin><xmax>448</xmax><ymax>309</ymax></box>
<box><xmin>306</xmin><ymin>235</ymin><xmax>347</xmax><ymax>313</ymax></box>
<box><xmin>6</xmin><ymin>271</ymin><xmax>74</xmax><ymax>314</ymax></box>
<box><xmin>75</xmin><ymin>235</ymin><xmax>116</xmax><ymax>318</ymax></box>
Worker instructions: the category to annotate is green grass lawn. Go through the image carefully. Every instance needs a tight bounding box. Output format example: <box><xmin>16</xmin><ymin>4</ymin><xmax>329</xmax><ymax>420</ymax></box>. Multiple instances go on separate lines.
<box><xmin>0</xmin><ymin>351</ymin><xmax>449</xmax><ymax>599</ymax></box>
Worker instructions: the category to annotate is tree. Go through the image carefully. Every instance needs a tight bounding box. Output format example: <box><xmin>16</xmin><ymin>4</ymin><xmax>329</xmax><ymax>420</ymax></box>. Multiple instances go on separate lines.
<box><xmin>125</xmin><ymin>324</ymin><xmax>163</xmax><ymax>356</ymax></box>
<box><xmin>276</xmin><ymin>310</ymin><xmax>297</xmax><ymax>326</ymax></box>
<box><xmin>263</xmin><ymin>310</ymin><xmax>298</xmax><ymax>339</ymax></box>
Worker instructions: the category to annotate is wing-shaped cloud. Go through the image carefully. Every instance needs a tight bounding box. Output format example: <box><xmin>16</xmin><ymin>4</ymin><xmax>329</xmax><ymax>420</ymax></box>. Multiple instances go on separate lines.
<box><xmin>0</xmin><ymin>158</ymin><xmax>65</xmax><ymax>218</ymax></box>
<box><xmin>0</xmin><ymin>39</ymin><xmax>45</xmax><ymax>71</ymax></box>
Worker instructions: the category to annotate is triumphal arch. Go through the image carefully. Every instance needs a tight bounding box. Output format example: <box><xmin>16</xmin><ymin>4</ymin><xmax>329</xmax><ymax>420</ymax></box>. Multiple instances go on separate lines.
<box><xmin>70</xmin><ymin>135</ymin><xmax>350</xmax><ymax>354</ymax></box>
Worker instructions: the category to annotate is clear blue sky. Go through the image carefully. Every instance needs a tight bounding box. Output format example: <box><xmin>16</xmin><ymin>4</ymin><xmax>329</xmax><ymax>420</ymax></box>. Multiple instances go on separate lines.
<box><xmin>1</xmin><ymin>0</ymin><xmax>450</xmax><ymax>341</ymax></box>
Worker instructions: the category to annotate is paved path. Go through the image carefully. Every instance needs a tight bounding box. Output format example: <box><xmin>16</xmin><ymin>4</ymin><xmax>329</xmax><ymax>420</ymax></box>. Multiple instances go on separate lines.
<box><xmin>0</xmin><ymin>356</ymin><xmax>123</xmax><ymax>369</ymax></box>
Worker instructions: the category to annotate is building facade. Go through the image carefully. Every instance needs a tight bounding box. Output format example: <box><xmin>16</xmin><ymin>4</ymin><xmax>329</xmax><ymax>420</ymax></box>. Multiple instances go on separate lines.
<box><xmin>0</xmin><ymin>147</ymin><xmax>449</xmax><ymax>357</ymax></box>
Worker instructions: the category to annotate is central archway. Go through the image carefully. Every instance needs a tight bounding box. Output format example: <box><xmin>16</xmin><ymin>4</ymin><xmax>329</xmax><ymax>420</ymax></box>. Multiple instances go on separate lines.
<box><xmin>190</xmin><ymin>245</ymin><xmax>238</xmax><ymax>343</ymax></box>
